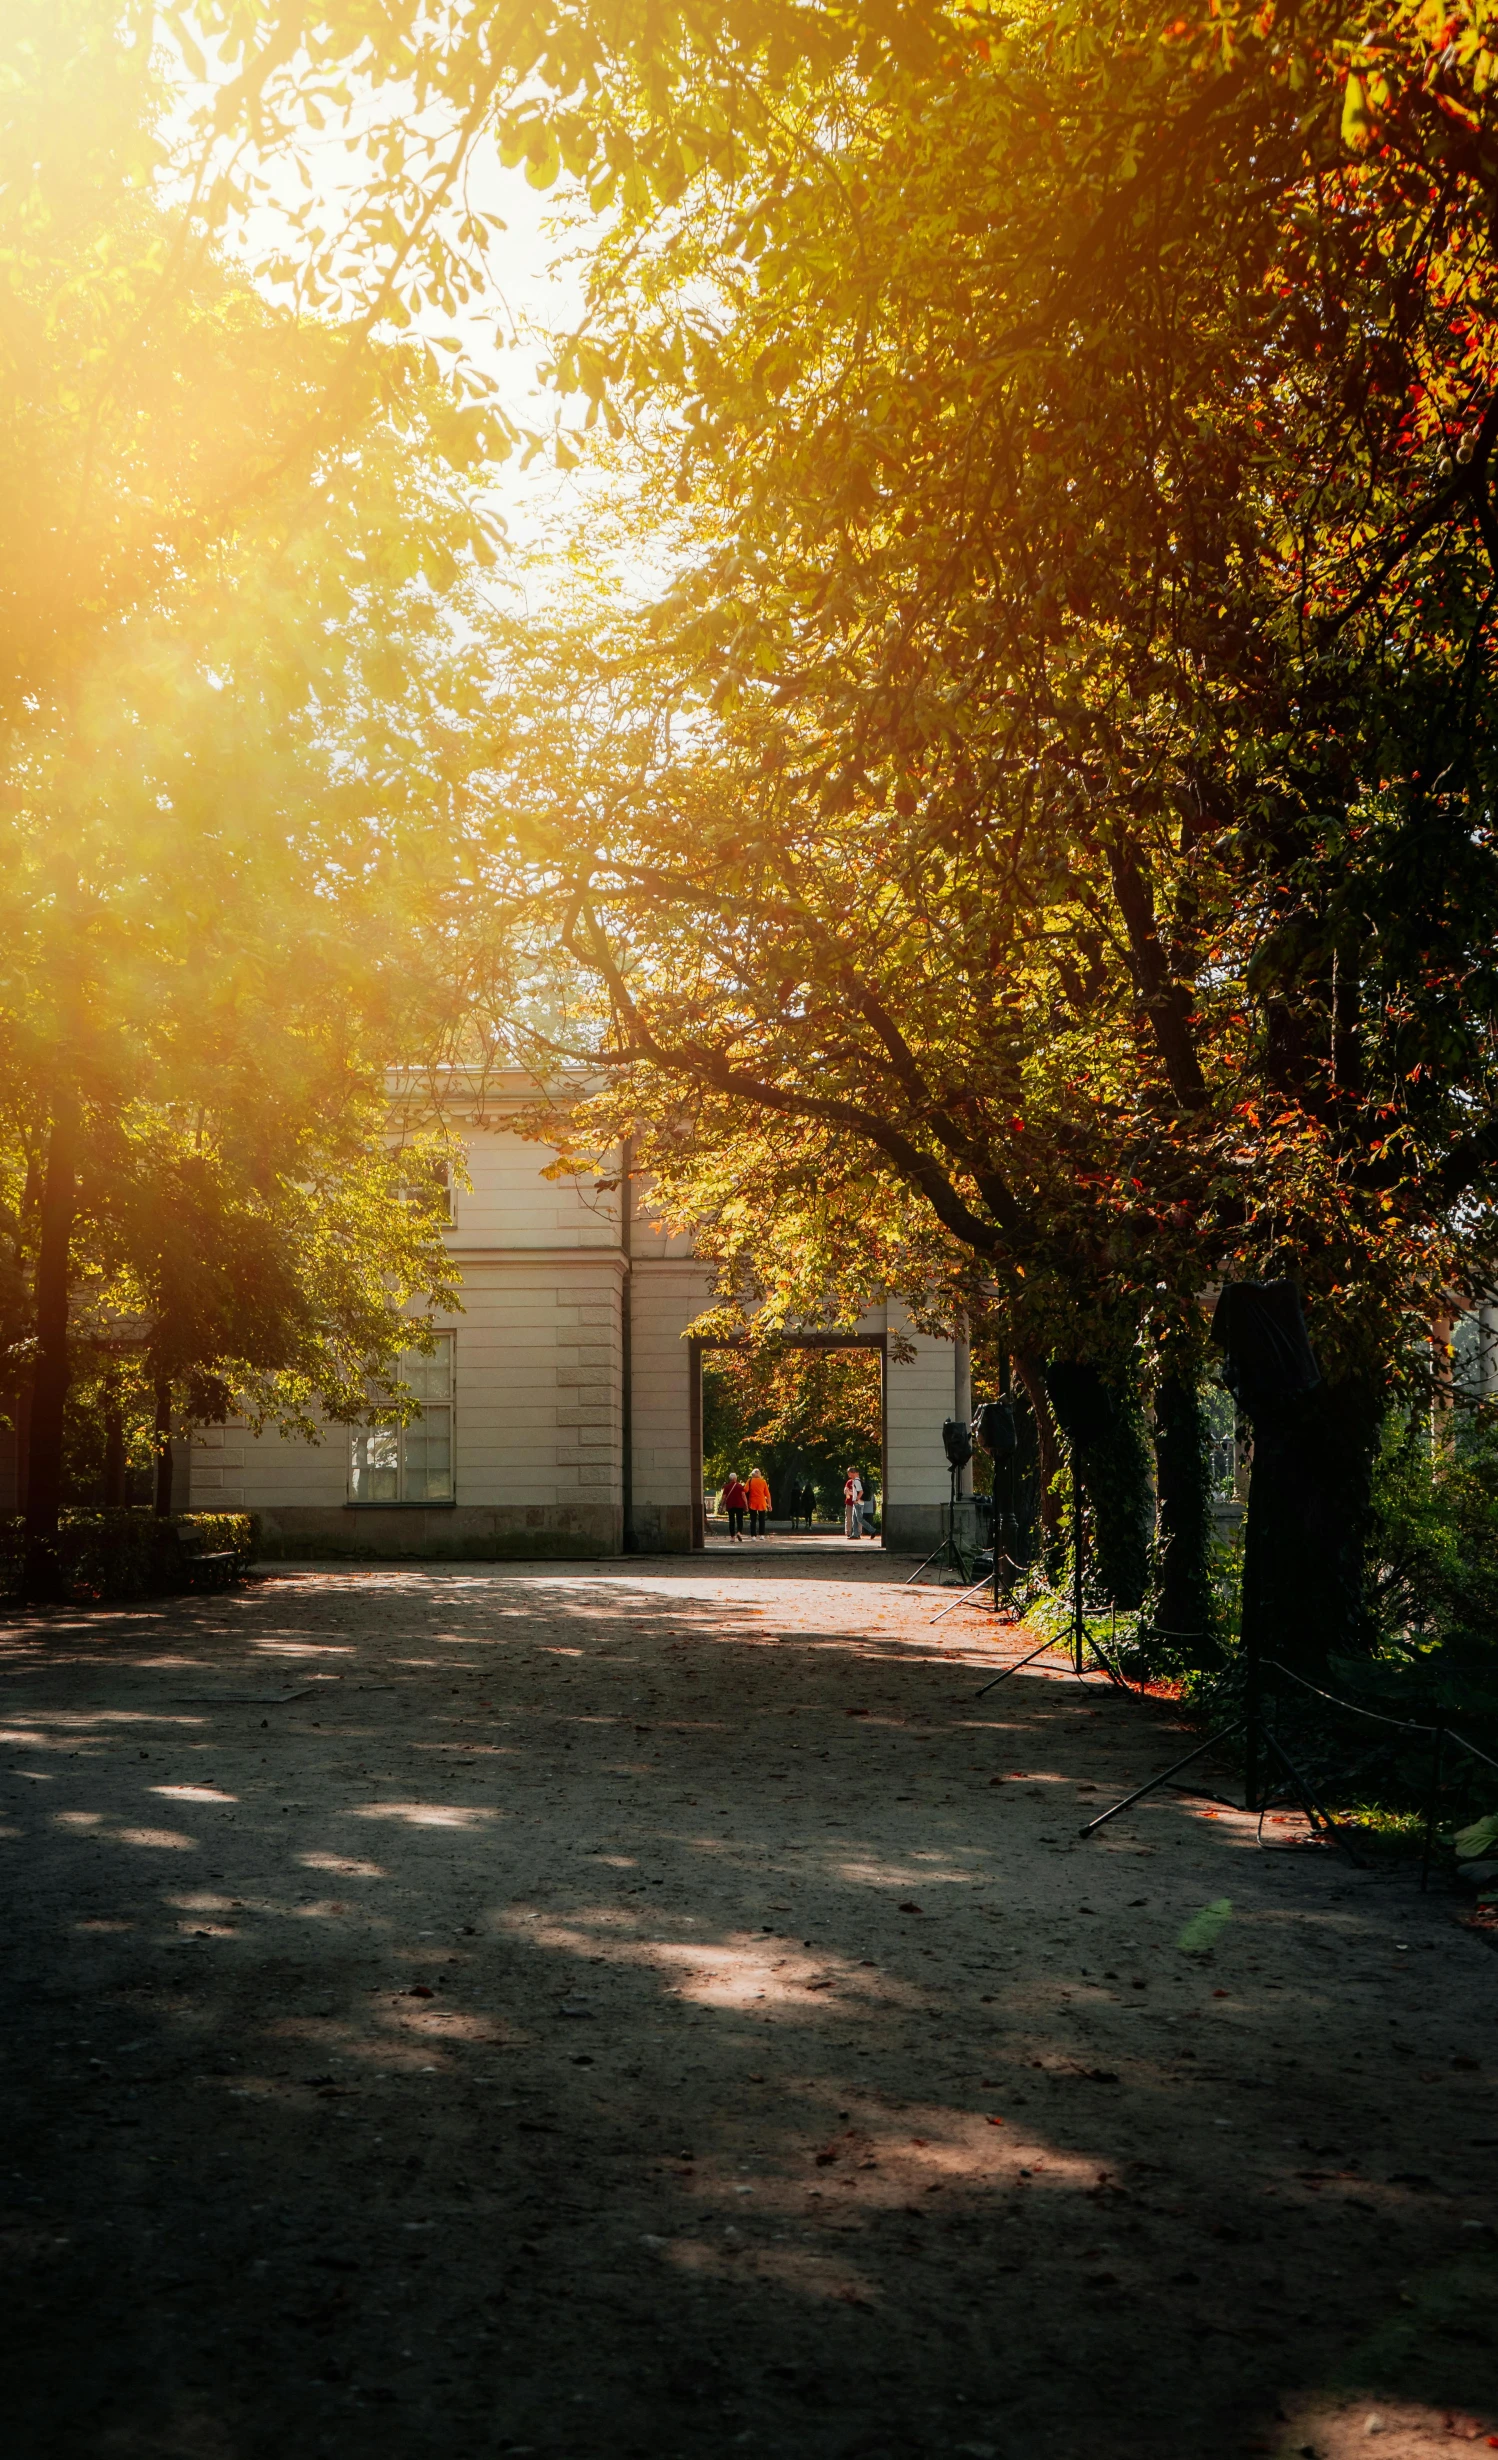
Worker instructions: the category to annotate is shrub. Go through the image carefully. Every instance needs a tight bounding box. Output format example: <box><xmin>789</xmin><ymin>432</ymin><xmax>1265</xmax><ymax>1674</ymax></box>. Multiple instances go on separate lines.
<box><xmin>1357</xmin><ymin>1410</ymin><xmax>1498</xmax><ymax>1718</ymax></box>
<box><xmin>0</xmin><ymin>1510</ymin><xmax>256</xmax><ymax>1602</ymax></box>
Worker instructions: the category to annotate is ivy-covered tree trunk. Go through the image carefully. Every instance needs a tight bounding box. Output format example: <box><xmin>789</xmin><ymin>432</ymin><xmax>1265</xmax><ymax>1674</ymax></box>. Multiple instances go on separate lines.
<box><xmin>102</xmin><ymin>1375</ymin><xmax>127</xmax><ymax>1508</ymax></box>
<box><xmin>24</xmin><ymin>1093</ymin><xmax>79</xmax><ymax>1593</ymax></box>
<box><xmin>1152</xmin><ymin>1368</ymin><xmax>1222</xmax><ymax>1669</ymax></box>
<box><xmin>152</xmin><ymin>1381</ymin><xmax>174</xmax><ymax>1518</ymax></box>
<box><xmin>1013</xmin><ymin>1351</ymin><xmax>1064</xmax><ymax>1553</ymax></box>
<box><xmin>1045</xmin><ymin>1360</ymin><xmax>1153</xmax><ymax>1610</ymax></box>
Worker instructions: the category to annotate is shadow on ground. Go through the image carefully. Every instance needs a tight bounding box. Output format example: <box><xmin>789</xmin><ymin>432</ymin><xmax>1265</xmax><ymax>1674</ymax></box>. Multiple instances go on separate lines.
<box><xmin>2</xmin><ymin>1558</ymin><xmax>1494</xmax><ymax>2460</ymax></box>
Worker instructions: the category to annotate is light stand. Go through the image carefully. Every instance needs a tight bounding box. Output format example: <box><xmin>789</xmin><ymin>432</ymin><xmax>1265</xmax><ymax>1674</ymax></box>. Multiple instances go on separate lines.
<box><xmin>972</xmin><ymin>1439</ymin><xmax>1127</xmax><ymax>1695</ymax></box>
<box><xmin>1077</xmin><ymin>1616</ymin><xmax>1354</xmax><ymax>1849</ymax></box>
<box><xmin>903</xmin><ymin>1421</ymin><xmax>979</xmax><ymax>1588</ymax></box>
<box><xmin>929</xmin><ymin>1393</ymin><xmax>1018</xmax><ymax>1628</ymax></box>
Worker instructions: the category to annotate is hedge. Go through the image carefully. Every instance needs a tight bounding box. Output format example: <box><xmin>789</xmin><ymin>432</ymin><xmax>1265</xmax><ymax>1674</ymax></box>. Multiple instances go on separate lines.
<box><xmin>0</xmin><ymin>1510</ymin><xmax>259</xmax><ymax>1603</ymax></box>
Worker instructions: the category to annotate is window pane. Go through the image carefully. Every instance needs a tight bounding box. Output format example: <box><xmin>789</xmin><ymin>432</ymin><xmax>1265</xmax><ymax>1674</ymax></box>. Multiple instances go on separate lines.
<box><xmin>403</xmin><ymin>1409</ymin><xmax>452</xmax><ymax>1501</ymax></box>
<box><xmin>354</xmin><ymin>1334</ymin><xmax>454</xmax><ymax>1501</ymax></box>
<box><xmin>400</xmin><ymin>1336</ymin><xmax>452</xmax><ymax>1406</ymax></box>
<box><xmin>350</xmin><ymin>1429</ymin><xmax>399</xmax><ymax>1502</ymax></box>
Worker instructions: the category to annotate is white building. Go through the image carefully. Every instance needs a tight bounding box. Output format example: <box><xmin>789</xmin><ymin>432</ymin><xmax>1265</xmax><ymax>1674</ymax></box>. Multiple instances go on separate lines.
<box><xmin>187</xmin><ymin>1080</ymin><xmax>972</xmax><ymax>1558</ymax></box>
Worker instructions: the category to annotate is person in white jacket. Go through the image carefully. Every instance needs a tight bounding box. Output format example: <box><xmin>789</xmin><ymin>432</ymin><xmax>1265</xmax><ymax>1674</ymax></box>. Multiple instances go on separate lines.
<box><xmin>843</xmin><ymin>1467</ymin><xmax>864</xmax><ymax>1540</ymax></box>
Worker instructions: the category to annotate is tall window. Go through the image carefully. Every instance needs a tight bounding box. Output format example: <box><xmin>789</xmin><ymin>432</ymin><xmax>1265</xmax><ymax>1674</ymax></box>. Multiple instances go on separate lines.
<box><xmin>350</xmin><ymin>1334</ymin><xmax>455</xmax><ymax>1503</ymax></box>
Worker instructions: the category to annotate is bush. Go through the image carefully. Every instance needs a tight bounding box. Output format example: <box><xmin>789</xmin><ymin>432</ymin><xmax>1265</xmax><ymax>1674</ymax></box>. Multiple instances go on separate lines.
<box><xmin>1358</xmin><ymin>1410</ymin><xmax>1498</xmax><ymax>1719</ymax></box>
<box><xmin>0</xmin><ymin>1510</ymin><xmax>256</xmax><ymax>1603</ymax></box>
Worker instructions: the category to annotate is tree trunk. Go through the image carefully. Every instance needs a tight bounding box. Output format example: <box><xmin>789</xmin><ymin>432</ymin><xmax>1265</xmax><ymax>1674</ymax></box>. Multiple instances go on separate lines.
<box><xmin>1045</xmin><ymin>1359</ymin><xmax>1154</xmax><ymax>1610</ymax></box>
<box><xmin>152</xmin><ymin>1380</ymin><xmax>174</xmax><ymax>1517</ymax></box>
<box><xmin>1013</xmin><ymin>1350</ymin><xmax>1063</xmax><ymax>1550</ymax></box>
<box><xmin>102</xmin><ymin>1376</ymin><xmax>126</xmax><ymax>1508</ymax></box>
<box><xmin>24</xmin><ymin>1093</ymin><xmax>79</xmax><ymax>1594</ymax></box>
<box><xmin>1152</xmin><ymin>1368</ymin><xmax>1222</xmax><ymax>1668</ymax></box>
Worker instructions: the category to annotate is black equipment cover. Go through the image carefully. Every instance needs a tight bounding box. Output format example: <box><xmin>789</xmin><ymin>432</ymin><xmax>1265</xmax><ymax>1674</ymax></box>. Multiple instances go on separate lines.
<box><xmin>972</xmin><ymin>1398</ymin><xmax>1018</xmax><ymax>1457</ymax></box>
<box><xmin>1209</xmin><ymin>1281</ymin><xmax>1321</xmax><ymax>1415</ymax></box>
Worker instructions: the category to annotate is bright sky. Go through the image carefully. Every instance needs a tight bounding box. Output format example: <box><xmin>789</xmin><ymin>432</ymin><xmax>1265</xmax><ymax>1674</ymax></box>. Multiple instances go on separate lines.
<box><xmin>173</xmin><ymin>36</ymin><xmax>610</xmax><ymax>568</ymax></box>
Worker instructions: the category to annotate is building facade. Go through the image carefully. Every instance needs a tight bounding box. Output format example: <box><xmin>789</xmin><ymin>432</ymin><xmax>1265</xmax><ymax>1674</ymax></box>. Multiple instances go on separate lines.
<box><xmin>185</xmin><ymin>1082</ymin><xmax>972</xmax><ymax>1558</ymax></box>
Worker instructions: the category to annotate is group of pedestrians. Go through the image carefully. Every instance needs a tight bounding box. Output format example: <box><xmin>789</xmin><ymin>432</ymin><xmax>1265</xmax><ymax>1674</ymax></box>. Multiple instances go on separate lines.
<box><xmin>718</xmin><ymin>1468</ymin><xmax>772</xmax><ymax>1541</ymax></box>
<box><xmin>715</xmin><ymin>1467</ymin><xmax>877</xmax><ymax>1540</ymax></box>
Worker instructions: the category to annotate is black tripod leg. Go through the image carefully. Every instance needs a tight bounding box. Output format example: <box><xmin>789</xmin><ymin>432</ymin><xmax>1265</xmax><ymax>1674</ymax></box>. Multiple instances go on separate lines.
<box><xmin>1079</xmin><ymin>1723</ymin><xmax>1245</xmax><ymax>1837</ymax></box>
<box><xmin>1258</xmin><ymin>1727</ymin><xmax>1365</xmax><ymax>1868</ymax></box>
<box><xmin>930</xmin><ymin>1575</ymin><xmax>994</xmax><ymax>1627</ymax></box>
<box><xmin>1079</xmin><ymin>1630</ymin><xmax>1132</xmax><ymax>1692</ymax></box>
<box><xmin>973</xmin><ymin>1630</ymin><xmax>1069</xmax><ymax>1696</ymax></box>
<box><xmin>902</xmin><ymin>1543</ymin><xmax>949</xmax><ymax>1588</ymax></box>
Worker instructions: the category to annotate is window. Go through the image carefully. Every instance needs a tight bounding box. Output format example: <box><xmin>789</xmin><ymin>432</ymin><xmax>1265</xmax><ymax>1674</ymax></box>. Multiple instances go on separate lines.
<box><xmin>400</xmin><ymin>1153</ymin><xmax>454</xmax><ymax>1225</ymax></box>
<box><xmin>350</xmin><ymin>1334</ymin><xmax>454</xmax><ymax>1503</ymax></box>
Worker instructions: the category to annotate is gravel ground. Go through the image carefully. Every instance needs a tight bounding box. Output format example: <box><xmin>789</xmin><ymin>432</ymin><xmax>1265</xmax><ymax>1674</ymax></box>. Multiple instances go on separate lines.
<box><xmin>2</xmin><ymin>1549</ymin><xmax>1495</xmax><ymax>2460</ymax></box>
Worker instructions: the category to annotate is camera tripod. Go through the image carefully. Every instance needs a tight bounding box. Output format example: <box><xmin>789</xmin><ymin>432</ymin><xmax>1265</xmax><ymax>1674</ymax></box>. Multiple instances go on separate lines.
<box><xmin>1077</xmin><ymin>1620</ymin><xmax>1362</xmax><ymax>1850</ymax></box>
<box><xmin>967</xmin><ymin>1446</ymin><xmax>1128</xmax><ymax>1692</ymax></box>
<box><xmin>902</xmin><ymin>1460</ymin><xmax>981</xmax><ymax>1589</ymax></box>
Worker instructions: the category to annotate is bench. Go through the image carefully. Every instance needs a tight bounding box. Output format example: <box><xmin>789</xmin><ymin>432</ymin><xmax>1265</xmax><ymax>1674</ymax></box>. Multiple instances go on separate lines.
<box><xmin>183</xmin><ymin>1549</ymin><xmax>240</xmax><ymax>1592</ymax></box>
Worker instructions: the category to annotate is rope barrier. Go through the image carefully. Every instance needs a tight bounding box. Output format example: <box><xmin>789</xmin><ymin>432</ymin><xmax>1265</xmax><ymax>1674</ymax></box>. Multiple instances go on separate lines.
<box><xmin>1076</xmin><ymin>1639</ymin><xmax>1494</xmax><ymax>1884</ymax></box>
<box><xmin>1258</xmin><ymin>1658</ymin><xmax>1498</xmax><ymax>1775</ymax></box>
<box><xmin>1258</xmin><ymin>1659</ymin><xmax>1437</xmax><ymax>1734</ymax></box>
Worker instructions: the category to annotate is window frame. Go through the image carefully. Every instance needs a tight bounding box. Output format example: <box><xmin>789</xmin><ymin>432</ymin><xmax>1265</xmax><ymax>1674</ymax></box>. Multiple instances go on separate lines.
<box><xmin>347</xmin><ymin>1331</ymin><xmax>456</xmax><ymax>1507</ymax></box>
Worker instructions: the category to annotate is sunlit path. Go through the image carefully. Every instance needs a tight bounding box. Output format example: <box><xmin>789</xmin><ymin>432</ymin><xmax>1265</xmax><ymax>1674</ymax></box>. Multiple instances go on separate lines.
<box><xmin>3</xmin><ymin>1559</ymin><xmax>1493</xmax><ymax>2460</ymax></box>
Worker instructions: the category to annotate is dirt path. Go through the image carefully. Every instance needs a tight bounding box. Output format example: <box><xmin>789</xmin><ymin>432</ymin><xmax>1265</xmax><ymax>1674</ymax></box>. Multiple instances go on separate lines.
<box><xmin>3</xmin><ymin>1553</ymin><xmax>1495</xmax><ymax>2460</ymax></box>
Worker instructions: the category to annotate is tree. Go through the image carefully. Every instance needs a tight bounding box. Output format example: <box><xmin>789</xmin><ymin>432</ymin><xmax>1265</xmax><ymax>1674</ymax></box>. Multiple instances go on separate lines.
<box><xmin>0</xmin><ymin>7</ymin><xmax>537</xmax><ymax>1588</ymax></box>
<box><xmin>0</xmin><ymin>502</ymin><xmax>481</xmax><ymax>1578</ymax></box>
<box><xmin>441</xmin><ymin>0</ymin><xmax>1498</xmax><ymax>1668</ymax></box>
<box><xmin>0</xmin><ymin>0</ymin><xmax>509</xmax><ymax>710</ymax></box>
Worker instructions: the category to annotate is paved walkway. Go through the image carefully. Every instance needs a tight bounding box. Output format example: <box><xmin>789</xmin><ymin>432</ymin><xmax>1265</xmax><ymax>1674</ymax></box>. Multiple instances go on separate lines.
<box><xmin>2</xmin><ymin>1557</ymin><xmax>1494</xmax><ymax>2460</ymax></box>
<box><xmin>701</xmin><ymin>1530</ymin><xmax>875</xmax><ymax>1551</ymax></box>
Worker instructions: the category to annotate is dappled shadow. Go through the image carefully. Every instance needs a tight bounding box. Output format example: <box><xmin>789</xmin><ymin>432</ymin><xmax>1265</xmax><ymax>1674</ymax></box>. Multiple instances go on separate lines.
<box><xmin>2</xmin><ymin>1561</ymin><xmax>1494</xmax><ymax>2459</ymax></box>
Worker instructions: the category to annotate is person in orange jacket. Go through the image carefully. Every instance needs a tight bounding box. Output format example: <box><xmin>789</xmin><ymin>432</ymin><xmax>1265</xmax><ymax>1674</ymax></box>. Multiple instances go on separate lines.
<box><xmin>745</xmin><ymin>1468</ymin><xmax>772</xmax><ymax>1537</ymax></box>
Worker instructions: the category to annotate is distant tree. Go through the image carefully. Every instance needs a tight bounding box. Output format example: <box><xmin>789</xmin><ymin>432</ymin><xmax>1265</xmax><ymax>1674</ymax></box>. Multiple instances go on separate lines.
<box><xmin>0</xmin><ymin>15</ymin><xmax>503</xmax><ymax>1585</ymax></box>
<box><xmin>702</xmin><ymin>1347</ymin><xmax>882</xmax><ymax>1519</ymax></box>
<box><xmin>0</xmin><ymin>0</ymin><xmax>508</xmax><ymax>709</ymax></box>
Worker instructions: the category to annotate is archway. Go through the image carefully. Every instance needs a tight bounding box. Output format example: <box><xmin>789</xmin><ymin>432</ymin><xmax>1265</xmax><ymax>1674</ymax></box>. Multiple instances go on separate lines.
<box><xmin>687</xmin><ymin>1334</ymin><xmax>886</xmax><ymax>1549</ymax></box>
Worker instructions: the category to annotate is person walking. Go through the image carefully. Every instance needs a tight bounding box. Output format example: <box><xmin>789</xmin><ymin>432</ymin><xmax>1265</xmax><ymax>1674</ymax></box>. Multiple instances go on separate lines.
<box><xmin>746</xmin><ymin>1467</ymin><xmax>771</xmax><ymax>1538</ymax></box>
<box><xmin>720</xmin><ymin>1470</ymin><xmax>749</xmax><ymax>1542</ymax></box>
<box><xmin>843</xmin><ymin>1466</ymin><xmax>864</xmax><ymax>1540</ymax></box>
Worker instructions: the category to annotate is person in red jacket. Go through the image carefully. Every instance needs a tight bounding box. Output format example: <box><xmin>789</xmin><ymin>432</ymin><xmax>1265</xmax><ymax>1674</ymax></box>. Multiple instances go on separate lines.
<box><xmin>720</xmin><ymin>1471</ymin><xmax>749</xmax><ymax>1542</ymax></box>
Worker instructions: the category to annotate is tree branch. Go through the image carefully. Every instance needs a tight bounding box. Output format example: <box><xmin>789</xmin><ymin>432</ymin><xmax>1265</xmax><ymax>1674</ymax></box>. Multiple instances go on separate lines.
<box><xmin>1103</xmin><ymin>840</ymin><xmax>1209</xmax><ymax>1111</ymax></box>
<box><xmin>565</xmin><ymin>908</ymin><xmax>1025</xmax><ymax>1265</ymax></box>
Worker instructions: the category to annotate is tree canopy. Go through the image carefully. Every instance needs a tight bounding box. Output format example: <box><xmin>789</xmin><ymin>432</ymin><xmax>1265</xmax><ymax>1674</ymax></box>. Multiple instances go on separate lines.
<box><xmin>8</xmin><ymin>0</ymin><xmax>1498</xmax><ymax>1648</ymax></box>
<box><xmin>0</xmin><ymin>8</ymin><xmax>510</xmax><ymax>1574</ymax></box>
